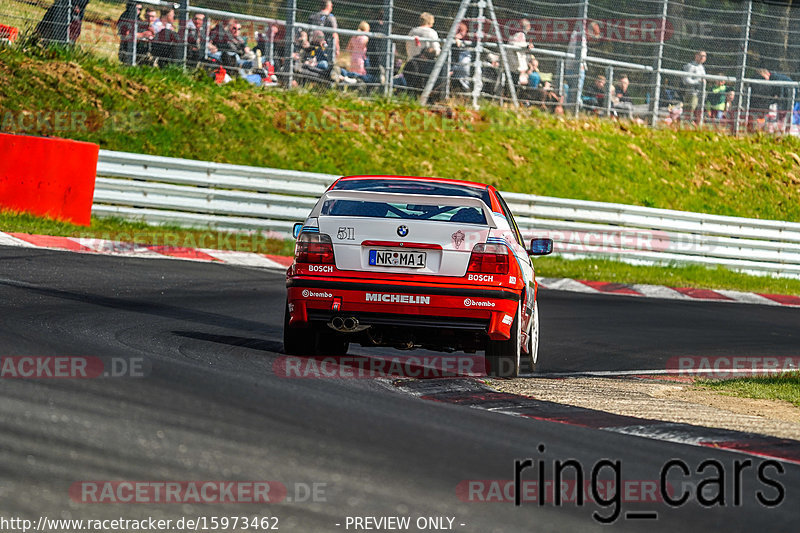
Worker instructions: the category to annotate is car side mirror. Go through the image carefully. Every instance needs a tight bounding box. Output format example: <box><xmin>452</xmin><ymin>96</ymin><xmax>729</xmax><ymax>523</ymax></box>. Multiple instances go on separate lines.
<box><xmin>292</xmin><ymin>222</ymin><xmax>303</xmax><ymax>239</ymax></box>
<box><xmin>529</xmin><ymin>238</ymin><xmax>553</xmax><ymax>256</ymax></box>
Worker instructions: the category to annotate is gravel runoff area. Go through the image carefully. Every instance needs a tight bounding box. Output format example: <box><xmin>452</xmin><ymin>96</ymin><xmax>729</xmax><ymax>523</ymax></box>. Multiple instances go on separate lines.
<box><xmin>492</xmin><ymin>377</ymin><xmax>800</xmax><ymax>441</ymax></box>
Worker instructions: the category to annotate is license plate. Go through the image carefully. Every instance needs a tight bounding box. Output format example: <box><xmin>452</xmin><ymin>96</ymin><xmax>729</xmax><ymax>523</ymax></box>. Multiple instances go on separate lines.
<box><xmin>369</xmin><ymin>249</ymin><xmax>427</xmax><ymax>268</ymax></box>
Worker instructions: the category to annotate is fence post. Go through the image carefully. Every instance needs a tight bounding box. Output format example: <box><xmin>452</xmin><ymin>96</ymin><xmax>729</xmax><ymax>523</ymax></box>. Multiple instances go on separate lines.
<box><xmin>651</xmin><ymin>0</ymin><xmax>669</xmax><ymax>127</ymax></box>
<box><xmin>788</xmin><ymin>87</ymin><xmax>797</xmax><ymax>134</ymax></box>
<box><xmin>606</xmin><ymin>66</ymin><xmax>614</xmax><ymax>117</ymax></box>
<box><xmin>575</xmin><ymin>0</ymin><xmax>590</xmax><ymax>116</ymax></box>
<box><xmin>699</xmin><ymin>78</ymin><xmax>706</xmax><ymax>126</ymax></box>
<box><xmin>558</xmin><ymin>58</ymin><xmax>565</xmax><ymax>96</ymax></box>
<box><xmin>734</xmin><ymin>0</ymin><xmax>752</xmax><ymax>136</ymax></box>
<box><xmin>745</xmin><ymin>84</ymin><xmax>752</xmax><ymax>133</ymax></box>
<box><xmin>285</xmin><ymin>0</ymin><xmax>296</xmax><ymax>88</ymax></box>
<box><xmin>385</xmin><ymin>0</ymin><xmax>394</xmax><ymax>97</ymax></box>
<box><xmin>472</xmin><ymin>1</ymin><xmax>485</xmax><ymax>109</ymax></box>
<box><xmin>131</xmin><ymin>15</ymin><xmax>138</xmax><ymax>66</ymax></box>
<box><xmin>64</xmin><ymin>0</ymin><xmax>72</xmax><ymax>44</ymax></box>
<box><xmin>179</xmin><ymin>0</ymin><xmax>189</xmax><ymax>68</ymax></box>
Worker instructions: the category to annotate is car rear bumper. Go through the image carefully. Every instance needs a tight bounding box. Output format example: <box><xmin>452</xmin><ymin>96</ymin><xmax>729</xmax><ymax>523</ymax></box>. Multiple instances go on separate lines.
<box><xmin>286</xmin><ymin>277</ymin><xmax>520</xmax><ymax>340</ymax></box>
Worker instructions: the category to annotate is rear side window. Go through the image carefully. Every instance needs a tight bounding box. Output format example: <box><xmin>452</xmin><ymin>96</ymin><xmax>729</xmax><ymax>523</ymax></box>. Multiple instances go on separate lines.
<box><xmin>495</xmin><ymin>192</ymin><xmax>524</xmax><ymax>245</ymax></box>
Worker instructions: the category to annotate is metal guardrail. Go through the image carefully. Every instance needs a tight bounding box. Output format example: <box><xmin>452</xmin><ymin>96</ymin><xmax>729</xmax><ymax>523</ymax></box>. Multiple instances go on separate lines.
<box><xmin>94</xmin><ymin>150</ymin><xmax>800</xmax><ymax>279</ymax></box>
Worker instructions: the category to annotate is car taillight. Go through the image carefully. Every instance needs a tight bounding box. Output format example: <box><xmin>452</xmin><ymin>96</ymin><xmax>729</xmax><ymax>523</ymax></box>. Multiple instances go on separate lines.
<box><xmin>295</xmin><ymin>233</ymin><xmax>335</xmax><ymax>264</ymax></box>
<box><xmin>467</xmin><ymin>243</ymin><xmax>509</xmax><ymax>275</ymax></box>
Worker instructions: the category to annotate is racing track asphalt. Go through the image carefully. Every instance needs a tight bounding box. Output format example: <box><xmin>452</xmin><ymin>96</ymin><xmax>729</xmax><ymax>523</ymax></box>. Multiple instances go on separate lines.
<box><xmin>0</xmin><ymin>245</ymin><xmax>798</xmax><ymax>532</ymax></box>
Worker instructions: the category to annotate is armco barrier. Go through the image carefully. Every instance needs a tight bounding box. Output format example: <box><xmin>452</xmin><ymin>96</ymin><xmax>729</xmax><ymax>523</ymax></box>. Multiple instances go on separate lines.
<box><xmin>93</xmin><ymin>150</ymin><xmax>800</xmax><ymax>279</ymax></box>
<box><xmin>1</xmin><ymin>133</ymin><xmax>99</xmax><ymax>226</ymax></box>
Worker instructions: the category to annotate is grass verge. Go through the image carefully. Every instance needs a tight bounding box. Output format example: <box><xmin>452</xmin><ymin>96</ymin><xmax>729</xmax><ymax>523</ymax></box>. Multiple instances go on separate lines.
<box><xmin>699</xmin><ymin>373</ymin><xmax>800</xmax><ymax>409</ymax></box>
<box><xmin>0</xmin><ymin>210</ymin><xmax>295</xmax><ymax>256</ymax></box>
<box><xmin>2</xmin><ymin>46</ymin><xmax>800</xmax><ymax>222</ymax></box>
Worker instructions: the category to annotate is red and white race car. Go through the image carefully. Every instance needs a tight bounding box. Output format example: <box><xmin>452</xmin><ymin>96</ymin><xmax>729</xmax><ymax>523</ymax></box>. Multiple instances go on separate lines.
<box><xmin>284</xmin><ymin>175</ymin><xmax>553</xmax><ymax>377</ymax></box>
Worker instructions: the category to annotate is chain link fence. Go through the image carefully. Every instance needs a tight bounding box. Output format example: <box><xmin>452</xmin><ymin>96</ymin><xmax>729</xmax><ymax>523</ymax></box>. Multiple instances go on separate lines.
<box><xmin>4</xmin><ymin>0</ymin><xmax>800</xmax><ymax>134</ymax></box>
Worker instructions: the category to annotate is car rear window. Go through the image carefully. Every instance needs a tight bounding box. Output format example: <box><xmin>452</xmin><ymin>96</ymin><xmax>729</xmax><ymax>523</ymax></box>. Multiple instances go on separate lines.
<box><xmin>331</xmin><ymin>179</ymin><xmax>492</xmax><ymax>206</ymax></box>
<box><xmin>321</xmin><ymin>200</ymin><xmax>487</xmax><ymax>224</ymax></box>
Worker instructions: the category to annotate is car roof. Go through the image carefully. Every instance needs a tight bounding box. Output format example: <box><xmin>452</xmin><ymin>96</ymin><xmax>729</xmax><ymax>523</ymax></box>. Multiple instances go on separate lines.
<box><xmin>333</xmin><ymin>175</ymin><xmax>491</xmax><ymax>191</ymax></box>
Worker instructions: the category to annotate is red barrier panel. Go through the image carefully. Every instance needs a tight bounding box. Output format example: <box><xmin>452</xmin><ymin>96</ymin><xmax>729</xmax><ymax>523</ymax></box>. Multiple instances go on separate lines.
<box><xmin>0</xmin><ymin>24</ymin><xmax>18</xmax><ymax>42</ymax></box>
<box><xmin>0</xmin><ymin>133</ymin><xmax>99</xmax><ymax>226</ymax></box>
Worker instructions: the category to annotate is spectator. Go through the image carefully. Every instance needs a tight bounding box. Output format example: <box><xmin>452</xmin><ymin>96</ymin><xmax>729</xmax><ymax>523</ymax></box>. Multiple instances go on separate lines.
<box><xmin>366</xmin><ymin>8</ymin><xmax>388</xmax><ymax>86</ymax></box>
<box><xmin>403</xmin><ymin>46</ymin><xmax>444</xmax><ymax>98</ymax></box>
<box><xmin>117</xmin><ymin>2</ymin><xmax>148</xmax><ymax>64</ymax></box>
<box><xmin>151</xmin><ymin>8</ymin><xmax>180</xmax><ymax>67</ymax></box>
<box><xmin>210</xmin><ymin>18</ymin><xmax>235</xmax><ymax>51</ymax></box>
<box><xmin>186</xmin><ymin>13</ymin><xmax>206</xmax><ymax>67</ymax></box>
<box><xmin>705</xmin><ymin>75</ymin><xmax>730</xmax><ymax>124</ymax></box>
<box><xmin>482</xmin><ymin>52</ymin><xmax>502</xmax><ymax>97</ymax></box>
<box><xmin>406</xmin><ymin>12</ymin><xmax>440</xmax><ymax>60</ymax></box>
<box><xmin>35</xmin><ymin>0</ymin><xmax>89</xmax><ymax>44</ymax></box>
<box><xmin>612</xmin><ymin>74</ymin><xmax>634</xmax><ymax>119</ymax></box>
<box><xmin>564</xmin><ymin>20</ymin><xmax>600</xmax><ymax>106</ymax></box>
<box><xmin>297</xmin><ymin>30</ymin><xmax>333</xmax><ymax>83</ymax></box>
<box><xmin>754</xmin><ymin>68</ymin><xmax>793</xmax><ymax>128</ymax></box>
<box><xmin>128</xmin><ymin>7</ymin><xmax>157</xmax><ymax>65</ymax></box>
<box><xmin>521</xmin><ymin>56</ymin><xmax>541</xmax><ymax>89</ymax></box>
<box><xmin>583</xmin><ymin>74</ymin><xmax>607</xmax><ymax>111</ymax></box>
<box><xmin>508</xmin><ymin>18</ymin><xmax>533</xmax><ymax>78</ymax></box>
<box><xmin>151</xmin><ymin>7</ymin><xmax>174</xmax><ymax>34</ymax></box>
<box><xmin>681</xmin><ymin>50</ymin><xmax>706</xmax><ymax>123</ymax></box>
<box><xmin>256</xmin><ymin>23</ymin><xmax>285</xmax><ymax>69</ymax></box>
<box><xmin>143</xmin><ymin>8</ymin><xmax>158</xmax><ymax>33</ymax></box>
<box><xmin>345</xmin><ymin>22</ymin><xmax>370</xmax><ymax>79</ymax></box>
<box><xmin>451</xmin><ymin>21</ymin><xmax>471</xmax><ymax>92</ymax></box>
<box><xmin>308</xmin><ymin>1</ymin><xmax>339</xmax><ymax>58</ymax></box>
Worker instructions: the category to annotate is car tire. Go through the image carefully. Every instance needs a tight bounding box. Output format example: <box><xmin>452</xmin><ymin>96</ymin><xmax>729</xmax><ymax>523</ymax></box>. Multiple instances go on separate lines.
<box><xmin>485</xmin><ymin>302</ymin><xmax>521</xmax><ymax>378</ymax></box>
<box><xmin>527</xmin><ymin>302</ymin><xmax>540</xmax><ymax>373</ymax></box>
<box><xmin>283</xmin><ymin>302</ymin><xmax>316</xmax><ymax>355</ymax></box>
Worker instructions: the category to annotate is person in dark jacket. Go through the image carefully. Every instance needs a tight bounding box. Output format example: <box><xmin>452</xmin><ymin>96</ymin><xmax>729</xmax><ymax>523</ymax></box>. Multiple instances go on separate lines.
<box><xmin>35</xmin><ymin>0</ymin><xmax>89</xmax><ymax>44</ymax></box>
<box><xmin>117</xmin><ymin>1</ymin><xmax>155</xmax><ymax>65</ymax></box>
<box><xmin>366</xmin><ymin>8</ymin><xmax>388</xmax><ymax>86</ymax></box>
<box><xmin>403</xmin><ymin>46</ymin><xmax>446</xmax><ymax>101</ymax></box>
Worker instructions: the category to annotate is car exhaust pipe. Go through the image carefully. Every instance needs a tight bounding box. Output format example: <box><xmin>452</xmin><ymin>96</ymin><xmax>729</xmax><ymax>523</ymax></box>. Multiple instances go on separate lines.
<box><xmin>329</xmin><ymin>316</ymin><xmax>365</xmax><ymax>333</ymax></box>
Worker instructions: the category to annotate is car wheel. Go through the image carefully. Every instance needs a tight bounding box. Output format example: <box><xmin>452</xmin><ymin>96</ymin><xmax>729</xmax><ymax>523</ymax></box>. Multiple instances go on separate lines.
<box><xmin>283</xmin><ymin>302</ymin><xmax>315</xmax><ymax>355</ymax></box>
<box><xmin>527</xmin><ymin>302</ymin><xmax>540</xmax><ymax>373</ymax></box>
<box><xmin>485</xmin><ymin>301</ymin><xmax>521</xmax><ymax>378</ymax></box>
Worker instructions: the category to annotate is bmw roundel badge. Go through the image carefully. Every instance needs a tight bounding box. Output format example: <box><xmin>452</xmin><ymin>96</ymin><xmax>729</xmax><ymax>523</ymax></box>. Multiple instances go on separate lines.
<box><xmin>397</xmin><ymin>225</ymin><xmax>409</xmax><ymax>237</ymax></box>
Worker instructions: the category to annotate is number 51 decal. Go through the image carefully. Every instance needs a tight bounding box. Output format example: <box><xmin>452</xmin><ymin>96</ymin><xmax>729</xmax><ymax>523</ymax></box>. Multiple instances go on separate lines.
<box><xmin>337</xmin><ymin>227</ymin><xmax>355</xmax><ymax>240</ymax></box>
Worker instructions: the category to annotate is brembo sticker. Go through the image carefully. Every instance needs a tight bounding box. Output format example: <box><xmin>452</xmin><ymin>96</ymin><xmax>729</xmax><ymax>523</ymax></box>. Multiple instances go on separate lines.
<box><xmin>464</xmin><ymin>298</ymin><xmax>495</xmax><ymax>308</ymax></box>
<box><xmin>302</xmin><ymin>290</ymin><xmax>332</xmax><ymax>298</ymax></box>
